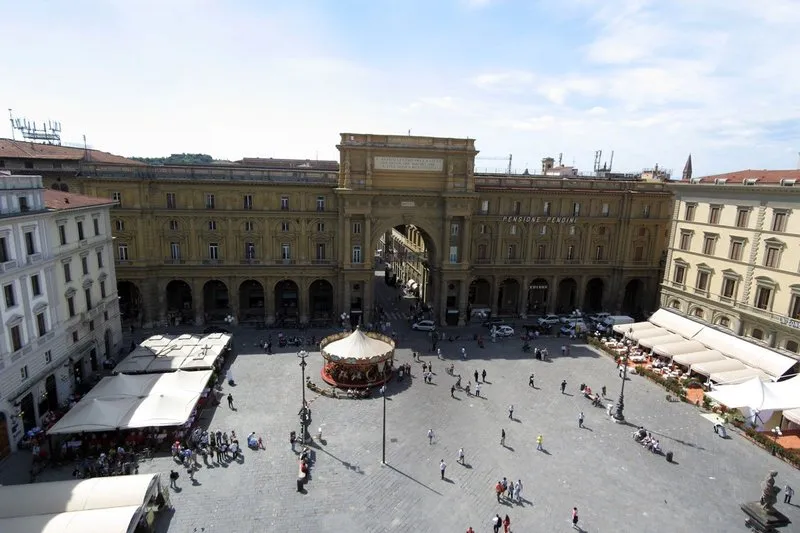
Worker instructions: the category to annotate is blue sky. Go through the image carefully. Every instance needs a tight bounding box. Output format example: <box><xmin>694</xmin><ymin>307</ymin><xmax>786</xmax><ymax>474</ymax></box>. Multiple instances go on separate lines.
<box><xmin>2</xmin><ymin>0</ymin><xmax>799</xmax><ymax>176</ymax></box>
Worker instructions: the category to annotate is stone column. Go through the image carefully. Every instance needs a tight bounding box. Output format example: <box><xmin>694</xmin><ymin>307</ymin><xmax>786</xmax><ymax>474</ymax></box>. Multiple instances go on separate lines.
<box><xmin>577</xmin><ymin>275</ymin><xmax>587</xmax><ymax>311</ymax></box>
<box><xmin>192</xmin><ymin>279</ymin><xmax>204</xmax><ymax>326</ymax></box>
<box><xmin>439</xmin><ymin>276</ymin><xmax>448</xmax><ymax>326</ymax></box>
<box><xmin>299</xmin><ymin>278</ymin><xmax>309</xmax><ymax>325</ymax></box>
<box><xmin>490</xmin><ymin>275</ymin><xmax>499</xmax><ymax>316</ymax></box>
<box><xmin>363</xmin><ymin>278</ymin><xmax>374</xmax><ymax>325</ymax></box>
<box><xmin>156</xmin><ymin>278</ymin><xmax>167</xmax><ymax>324</ymax></box>
<box><xmin>343</xmin><ymin>216</ymin><xmax>352</xmax><ymax>268</ymax></box>
<box><xmin>228</xmin><ymin>278</ymin><xmax>239</xmax><ymax>322</ymax></box>
<box><xmin>265</xmin><ymin>278</ymin><xmax>276</xmax><ymax>325</ymax></box>
<box><xmin>458</xmin><ymin>279</ymin><xmax>468</xmax><ymax>326</ymax></box>
<box><xmin>547</xmin><ymin>276</ymin><xmax>558</xmax><ymax>313</ymax></box>
<box><xmin>519</xmin><ymin>276</ymin><xmax>529</xmax><ymax>318</ymax></box>
<box><xmin>461</xmin><ymin>217</ymin><xmax>472</xmax><ymax>263</ymax></box>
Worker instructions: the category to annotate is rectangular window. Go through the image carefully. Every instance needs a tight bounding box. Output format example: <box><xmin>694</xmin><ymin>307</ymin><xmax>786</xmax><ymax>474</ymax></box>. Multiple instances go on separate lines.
<box><xmin>72</xmin><ymin>331</ymin><xmax>78</xmax><ymax>343</ymax></box>
<box><xmin>170</xmin><ymin>242</ymin><xmax>181</xmax><ymax>260</ymax></box>
<box><xmin>477</xmin><ymin>243</ymin><xmax>487</xmax><ymax>259</ymax></box>
<box><xmin>281</xmin><ymin>221</ymin><xmax>290</xmax><ymax>232</ymax></box>
<box><xmin>673</xmin><ymin>265</ymin><xmax>686</xmax><ymax>284</ymax></box>
<box><xmin>58</xmin><ymin>225</ymin><xmax>66</xmax><ymax>245</ymax></box>
<box><xmin>450</xmin><ymin>223</ymin><xmax>459</xmax><ymax>236</ymax></box>
<box><xmin>118</xmin><ymin>243</ymin><xmax>129</xmax><ymax>261</ymax></box>
<box><xmin>316</xmin><ymin>243</ymin><xmax>326</xmax><ymax>260</ymax></box>
<box><xmin>507</xmin><ymin>244</ymin><xmax>517</xmax><ymax>259</ymax></box>
<box><xmin>0</xmin><ymin>237</ymin><xmax>8</xmax><ymax>262</ymax></box>
<box><xmin>205</xmin><ymin>193</ymin><xmax>215</xmax><ymax>209</ymax></box>
<box><xmin>10</xmin><ymin>325</ymin><xmax>22</xmax><ymax>352</ymax></box>
<box><xmin>722</xmin><ymin>278</ymin><xmax>737</xmax><ymax>299</ymax></box>
<box><xmin>24</xmin><ymin>231</ymin><xmax>35</xmax><ymax>255</ymax></box>
<box><xmin>115</xmin><ymin>220</ymin><xmax>124</xmax><ymax>232</ymax></box>
<box><xmin>595</xmin><ymin>245</ymin><xmax>604</xmax><ymax>260</ymax></box>
<box><xmin>729</xmin><ymin>240</ymin><xmax>743</xmax><ymax>261</ymax></box>
<box><xmin>709</xmin><ymin>206</ymin><xmax>721</xmax><ymax>224</ymax></box>
<box><xmin>96</xmin><ymin>250</ymin><xmax>104</xmax><ymax>268</ymax></box>
<box><xmin>449</xmin><ymin>246</ymin><xmax>458</xmax><ymax>263</ymax></box>
<box><xmin>28</xmin><ymin>276</ymin><xmax>42</xmax><ymax>300</ymax></box>
<box><xmin>208</xmin><ymin>220</ymin><xmax>217</xmax><ymax>231</ymax></box>
<box><xmin>684</xmin><ymin>204</ymin><xmax>696</xmax><ymax>221</ymax></box>
<box><xmin>112</xmin><ymin>192</ymin><xmax>122</xmax><ymax>206</ymax></box>
<box><xmin>316</xmin><ymin>196</ymin><xmax>325</xmax><ymax>212</ymax></box>
<box><xmin>353</xmin><ymin>222</ymin><xmax>362</xmax><ymax>234</ymax></box>
<box><xmin>89</xmin><ymin>320</ymin><xmax>95</xmax><ymax>331</ymax></box>
<box><xmin>481</xmin><ymin>200</ymin><xmax>489</xmax><ymax>214</ymax></box>
<box><xmin>510</xmin><ymin>224</ymin><xmax>517</xmax><ymax>235</ymax></box>
<box><xmin>352</xmin><ymin>246</ymin><xmax>362</xmax><ymax>264</ymax></box>
<box><xmin>772</xmin><ymin>211</ymin><xmax>787</xmax><ymax>232</ymax></box>
<box><xmin>755</xmin><ymin>286</ymin><xmax>772</xmax><ymax>310</ymax></box>
<box><xmin>81</xmin><ymin>256</ymin><xmax>89</xmax><ymax>275</ymax></box>
<box><xmin>539</xmin><ymin>226</ymin><xmax>547</xmax><ymax>236</ymax></box>
<box><xmin>543</xmin><ymin>202</ymin><xmax>550</xmax><ymax>216</ymax></box>
<box><xmin>4</xmin><ymin>284</ymin><xmax>15</xmax><ymax>308</ymax></box>
<box><xmin>702</xmin><ymin>236</ymin><xmax>716</xmax><ymax>255</ymax></box>
<box><xmin>696</xmin><ymin>271</ymin><xmax>709</xmax><ymax>291</ymax></box>
<box><xmin>280</xmin><ymin>196</ymin><xmax>289</xmax><ymax>210</ymax></box>
<box><xmin>63</xmin><ymin>263</ymin><xmax>72</xmax><ymax>282</ymax></box>
<box><xmin>77</xmin><ymin>221</ymin><xmax>85</xmax><ymax>240</ymax></box>
<box><xmin>633</xmin><ymin>246</ymin><xmax>644</xmax><ymax>261</ymax></box>
<box><xmin>679</xmin><ymin>232</ymin><xmax>691</xmax><ymax>251</ymax></box>
<box><xmin>317</xmin><ymin>222</ymin><xmax>325</xmax><ymax>232</ymax></box>
<box><xmin>36</xmin><ymin>312</ymin><xmax>47</xmax><ymax>337</ymax></box>
<box><xmin>243</xmin><ymin>194</ymin><xmax>253</xmax><ymax>210</ymax></box>
<box><xmin>19</xmin><ymin>196</ymin><xmax>29</xmax><ymax>212</ymax></box>
<box><xmin>93</xmin><ymin>218</ymin><xmax>100</xmax><ymax>236</ymax></box>
<box><xmin>100</xmin><ymin>280</ymin><xmax>107</xmax><ymax>299</ymax></box>
<box><xmin>789</xmin><ymin>294</ymin><xmax>800</xmax><ymax>319</ymax></box>
<box><xmin>513</xmin><ymin>201</ymin><xmax>521</xmax><ymax>215</ymax></box>
<box><xmin>601</xmin><ymin>203</ymin><xmax>609</xmax><ymax>217</ymax></box>
<box><xmin>281</xmin><ymin>244</ymin><xmax>291</xmax><ymax>260</ymax></box>
<box><xmin>45</xmin><ymin>350</ymin><xmax>52</xmax><ymax>364</ymax></box>
<box><xmin>764</xmin><ymin>246</ymin><xmax>780</xmax><ymax>268</ymax></box>
<box><xmin>245</xmin><ymin>242</ymin><xmax>255</xmax><ymax>259</ymax></box>
<box><xmin>573</xmin><ymin>202</ymin><xmax>581</xmax><ymax>216</ymax></box>
<box><xmin>736</xmin><ymin>208</ymin><xmax>749</xmax><ymax>228</ymax></box>
<box><xmin>208</xmin><ymin>243</ymin><xmax>219</xmax><ymax>260</ymax></box>
<box><xmin>20</xmin><ymin>365</ymin><xmax>28</xmax><ymax>381</ymax></box>
<box><xmin>85</xmin><ymin>288</ymin><xmax>92</xmax><ymax>309</ymax></box>
<box><xmin>166</xmin><ymin>192</ymin><xmax>176</xmax><ymax>209</ymax></box>
<box><xmin>537</xmin><ymin>244</ymin><xmax>547</xmax><ymax>260</ymax></box>
<box><xmin>67</xmin><ymin>296</ymin><xmax>75</xmax><ymax>317</ymax></box>
<box><xmin>642</xmin><ymin>204</ymin><xmax>650</xmax><ymax>218</ymax></box>
<box><xmin>566</xmin><ymin>245</ymin><xmax>575</xmax><ymax>260</ymax></box>
<box><xmin>244</xmin><ymin>221</ymin><xmax>253</xmax><ymax>232</ymax></box>
<box><xmin>169</xmin><ymin>220</ymin><xmax>179</xmax><ymax>231</ymax></box>
<box><xmin>479</xmin><ymin>224</ymin><xmax>486</xmax><ymax>234</ymax></box>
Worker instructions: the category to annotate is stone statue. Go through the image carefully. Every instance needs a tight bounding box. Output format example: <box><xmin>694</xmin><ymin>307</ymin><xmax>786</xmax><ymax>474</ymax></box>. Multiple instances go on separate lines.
<box><xmin>760</xmin><ymin>471</ymin><xmax>780</xmax><ymax>511</ymax></box>
<box><xmin>343</xmin><ymin>154</ymin><xmax>352</xmax><ymax>188</ymax></box>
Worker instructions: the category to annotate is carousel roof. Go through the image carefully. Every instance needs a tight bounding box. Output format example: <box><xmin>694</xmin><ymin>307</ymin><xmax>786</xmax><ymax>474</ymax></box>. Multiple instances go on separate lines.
<box><xmin>321</xmin><ymin>328</ymin><xmax>394</xmax><ymax>363</ymax></box>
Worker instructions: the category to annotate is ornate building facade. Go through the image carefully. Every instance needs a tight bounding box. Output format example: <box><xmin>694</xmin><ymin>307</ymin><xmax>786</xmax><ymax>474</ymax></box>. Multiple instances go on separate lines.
<box><xmin>661</xmin><ymin>170</ymin><xmax>800</xmax><ymax>358</ymax></box>
<box><xmin>0</xmin><ymin>134</ymin><xmax>672</xmax><ymax>328</ymax></box>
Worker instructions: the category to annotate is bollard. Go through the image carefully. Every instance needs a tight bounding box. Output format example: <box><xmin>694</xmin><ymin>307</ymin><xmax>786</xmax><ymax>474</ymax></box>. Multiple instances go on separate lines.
<box><xmin>296</xmin><ymin>477</ymin><xmax>304</xmax><ymax>492</ymax></box>
<box><xmin>666</xmin><ymin>451</ymin><xmax>673</xmax><ymax>463</ymax></box>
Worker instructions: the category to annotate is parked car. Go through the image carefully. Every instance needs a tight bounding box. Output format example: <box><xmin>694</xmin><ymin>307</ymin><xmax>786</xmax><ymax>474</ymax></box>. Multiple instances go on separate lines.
<box><xmin>412</xmin><ymin>320</ymin><xmax>436</xmax><ymax>331</ymax></box>
<box><xmin>492</xmin><ymin>325</ymin><xmax>515</xmax><ymax>337</ymax></box>
<box><xmin>588</xmin><ymin>312</ymin><xmax>611</xmax><ymax>323</ymax></box>
<box><xmin>483</xmin><ymin>318</ymin><xmax>507</xmax><ymax>329</ymax></box>
<box><xmin>538</xmin><ymin>314</ymin><xmax>561</xmax><ymax>326</ymax></box>
<box><xmin>560</xmin><ymin>320</ymin><xmax>587</xmax><ymax>336</ymax></box>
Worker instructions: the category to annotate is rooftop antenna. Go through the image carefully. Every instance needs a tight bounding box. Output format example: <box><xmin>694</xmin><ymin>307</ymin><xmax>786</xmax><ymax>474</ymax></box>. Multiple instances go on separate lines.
<box><xmin>408</xmin><ymin>129</ymin><xmax>411</xmax><ymax>136</ymax></box>
<box><xmin>9</xmin><ymin>109</ymin><xmax>62</xmax><ymax>145</ymax></box>
<box><xmin>608</xmin><ymin>150</ymin><xmax>614</xmax><ymax>172</ymax></box>
<box><xmin>593</xmin><ymin>150</ymin><xmax>603</xmax><ymax>173</ymax></box>
<box><xmin>558</xmin><ymin>153</ymin><xmax>563</xmax><ymax>167</ymax></box>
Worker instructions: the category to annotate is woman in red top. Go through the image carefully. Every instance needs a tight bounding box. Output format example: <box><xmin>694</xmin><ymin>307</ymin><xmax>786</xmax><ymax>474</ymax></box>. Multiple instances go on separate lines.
<box><xmin>503</xmin><ymin>514</ymin><xmax>511</xmax><ymax>533</ymax></box>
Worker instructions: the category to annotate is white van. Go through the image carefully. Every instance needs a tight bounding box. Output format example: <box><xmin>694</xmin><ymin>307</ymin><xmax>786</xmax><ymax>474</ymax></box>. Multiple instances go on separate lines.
<box><xmin>598</xmin><ymin>315</ymin><xmax>635</xmax><ymax>332</ymax></box>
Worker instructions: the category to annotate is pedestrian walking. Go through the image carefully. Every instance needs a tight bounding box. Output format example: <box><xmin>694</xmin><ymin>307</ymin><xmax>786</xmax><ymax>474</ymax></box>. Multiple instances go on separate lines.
<box><xmin>423</xmin><ymin>362</ymin><xmax>428</xmax><ymax>373</ymax></box>
<box><xmin>492</xmin><ymin>512</ymin><xmax>502</xmax><ymax>532</ymax></box>
<box><xmin>169</xmin><ymin>469</ymin><xmax>179</xmax><ymax>489</ymax></box>
<box><xmin>578</xmin><ymin>411</ymin><xmax>585</xmax><ymax>428</ymax></box>
<box><xmin>440</xmin><ymin>459</ymin><xmax>446</xmax><ymax>479</ymax></box>
<box><xmin>427</xmin><ymin>428</ymin><xmax>435</xmax><ymax>444</ymax></box>
<box><xmin>500</xmin><ymin>428</ymin><xmax>506</xmax><ymax>446</ymax></box>
<box><xmin>475</xmin><ymin>383</ymin><xmax>481</xmax><ymax>397</ymax></box>
<box><xmin>461</xmin><ymin>347</ymin><xmax>467</xmax><ymax>360</ymax></box>
<box><xmin>785</xmin><ymin>484</ymin><xmax>794</xmax><ymax>504</ymax></box>
<box><xmin>437</xmin><ymin>347</ymin><xmax>442</xmax><ymax>359</ymax></box>
<box><xmin>529</xmin><ymin>373</ymin><xmax>535</xmax><ymax>387</ymax></box>
<box><xmin>227</xmin><ymin>393</ymin><xmax>234</xmax><ymax>409</ymax></box>
<box><xmin>495</xmin><ymin>482</ymin><xmax>503</xmax><ymax>503</ymax></box>
<box><xmin>451</xmin><ymin>385</ymin><xmax>456</xmax><ymax>398</ymax></box>
<box><xmin>482</xmin><ymin>369</ymin><xmax>487</xmax><ymax>382</ymax></box>
<box><xmin>474</xmin><ymin>370</ymin><xmax>479</xmax><ymax>383</ymax></box>
<box><xmin>508</xmin><ymin>404</ymin><xmax>514</xmax><ymax>419</ymax></box>
<box><xmin>572</xmin><ymin>507</ymin><xmax>579</xmax><ymax>529</ymax></box>
<box><xmin>602</xmin><ymin>385</ymin><xmax>607</xmax><ymax>397</ymax></box>
<box><xmin>458</xmin><ymin>447</ymin><xmax>465</xmax><ymax>464</ymax></box>
<box><xmin>536</xmin><ymin>434</ymin><xmax>543</xmax><ymax>451</ymax></box>
<box><xmin>561</xmin><ymin>380</ymin><xmax>567</xmax><ymax>394</ymax></box>
<box><xmin>503</xmin><ymin>514</ymin><xmax>511</xmax><ymax>533</ymax></box>
<box><xmin>515</xmin><ymin>479</ymin><xmax>523</xmax><ymax>502</ymax></box>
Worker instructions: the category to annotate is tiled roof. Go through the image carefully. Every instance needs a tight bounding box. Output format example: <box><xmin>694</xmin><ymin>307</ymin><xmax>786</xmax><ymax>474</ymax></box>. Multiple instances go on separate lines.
<box><xmin>44</xmin><ymin>190</ymin><xmax>117</xmax><ymax>211</ymax></box>
<box><xmin>0</xmin><ymin>138</ymin><xmax>146</xmax><ymax>166</ymax></box>
<box><xmin>237</xmin><ymin>157</ymin><xmax>339</xmax><ymax>170</ymax></box>
<box><xmin>685</xmin><ymin>169</ymin><xmax>800</xmax><ymax>185</ymax></box>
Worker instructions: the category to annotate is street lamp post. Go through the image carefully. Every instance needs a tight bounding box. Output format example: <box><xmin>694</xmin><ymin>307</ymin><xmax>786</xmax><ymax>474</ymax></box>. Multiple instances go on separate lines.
<box><xmin>380</xmin><ymin>384</ymin><xmax>387</xmax><ymax>464</ymax></box>
<box><xmin>613</xmin><ymin>327</ymin><xmax>634</xmax><ymax>423</ymax></box>
<box><xmin>298</xmin><ymin>350</ymin><xmax>309</xmax><ymax>443</ymax></box>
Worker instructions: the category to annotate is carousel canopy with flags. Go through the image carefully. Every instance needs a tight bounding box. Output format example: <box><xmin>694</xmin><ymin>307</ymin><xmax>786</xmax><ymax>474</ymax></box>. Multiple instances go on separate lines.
<box><xmin>321</xmin><ymin>327</ymin><xmax>395</xmax><ymax>364</ymax></box>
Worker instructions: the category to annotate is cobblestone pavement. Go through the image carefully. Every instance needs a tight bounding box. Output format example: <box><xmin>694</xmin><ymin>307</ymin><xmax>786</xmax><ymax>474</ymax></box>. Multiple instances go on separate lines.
<box><xmin>3</xmin><ymin>275</ymin><xmax>800</xmax><ymax>532</ymax></box>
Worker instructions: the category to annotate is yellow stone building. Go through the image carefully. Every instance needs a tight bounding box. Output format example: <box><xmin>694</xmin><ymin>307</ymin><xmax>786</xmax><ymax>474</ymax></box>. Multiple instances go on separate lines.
<box><xmin>0</xmin><ymin>134</ymin><xmax>672</xmax><ymax>327</ymax></box>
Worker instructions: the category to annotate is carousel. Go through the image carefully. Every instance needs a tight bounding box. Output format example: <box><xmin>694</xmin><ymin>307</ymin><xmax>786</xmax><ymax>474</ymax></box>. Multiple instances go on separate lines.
<box><xmin>320</xmin><ymin>327</ymin><xmax>395</xmax><ymax>388</ymax></box>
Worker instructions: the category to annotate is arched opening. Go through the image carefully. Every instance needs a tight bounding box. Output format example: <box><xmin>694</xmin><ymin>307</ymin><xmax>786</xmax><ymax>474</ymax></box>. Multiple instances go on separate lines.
<box><xmin>692</xmin><ymin>307</ymin><xmax>705</xmax><ymax>319</ymax></box>
<box><xmin>527</xmin><ymin>278</ymin><xmax>549</xmax><ymax>315</ymax></box>
<box><xmin>203</xmin><ymin>280</ymin><xmax>229</xmax><ymax>322</ymax></box>
<box><xmin>239</xmin><ymin>280</ymin><xmax>265</xmax><ymax>323</ymax></box>
<box><xmin>117</xmin><ymin>281</ymin><xmax>142</xmax><ymax>323</ymax></box>
<box><xmin>670</xmin><ymin>299</ymin><xmax>681</xmax><ymax>310</ymax></box>
<box><xmin>468</xmin><ymin>278</ymin><xmax>492</xmax><ymax>315</ymax></box>
<box><xmin>622</xmin><ymin>279</ymin><xmax>645</xmax><ymax>316</ymax></box>
<box><xmin>751</xmin><ymin>328</ymin><xmax>764</xmax><ymax>340</ymax></box>
<box><xmin>715</xmin><ymin>316</ymin><xmax>731</xmax><ymax>329</ymax></box>
<box><xmin>378</xmin><ymin>223</ymin><xmax>436</xmax><ymax>307</ymax></box>
<box><xmin>584</xmin><ymin>278</ymin><xmax>604</xmax><ymax>312</ymax></box>
<box><xmin>556</xmin><ymin>278</ymin><xmax>577</xmax><ymax>313</ymax></box>
<box><xmin>166</xmin><ymin>280</ymin><xmax>193</xmax><ymax>324</ymax></box>
<box><xmin>104</xmin><ymin>329</ymin><xmax>112</xmax><ymax>359</ymax></box>
<box><xmin>497</xmin><ymin>278</ymin><xmax>520</xmax><ymax>315</ymax></box>
<box><xmin>0</xmin><ymin>412</ymin><xmax>10</xmax><ymax>460</ymax></box>
<box><xmin>275</xmin><ymin>279</ymin><xmax>300</xmax><ymax>326</ymax></box>
<box><xmin>309</xmin><ymin>280</ymin><xmax>334</xmax><ymax>325</ymax></box>
<box><xmin>44</xmin><ymin>374</ymin><xmax>58</xmax><ymax>413</ymax></box>
<box><xmin>786</xmin><ymin>340</ymin><xmax>799</xmax><ymax>353</ymax></box>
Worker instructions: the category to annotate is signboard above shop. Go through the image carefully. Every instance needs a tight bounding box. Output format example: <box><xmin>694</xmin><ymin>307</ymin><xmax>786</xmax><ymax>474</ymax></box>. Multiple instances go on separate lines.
<box><xmin>501</xmin><ymin>215</ymin><xmax>578</xmax><ymax>224</ymax></box>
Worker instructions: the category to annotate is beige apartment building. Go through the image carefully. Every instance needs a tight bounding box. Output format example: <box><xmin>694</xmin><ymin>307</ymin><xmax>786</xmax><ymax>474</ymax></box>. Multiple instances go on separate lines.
<box><xmin>661</xmin><ymin>169</ymin><xmax>800</xmax><ymax>358</ymax></box>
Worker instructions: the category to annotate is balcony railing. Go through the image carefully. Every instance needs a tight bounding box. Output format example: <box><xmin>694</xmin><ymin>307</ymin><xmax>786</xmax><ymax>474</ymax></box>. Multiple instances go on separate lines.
<box><xmin>240</xmin><ymin>259</ymin><xmax>261</xmax><ymax>265</ymax></box>
<box><xmin>275</xmin><ymin>259</ymin><xmax>295</xmax><ymax>265</ymax></box>
<box><xmin>312</xmin><ymin>259</ymin><xmax>331</xmax><ymax>264</ymax></box>
<box><xmin>164</xmin><ymin>258</ymin><xmax>185</xmax><ymax>264</ymax></box>
<box><xmin>473</xmin><ymin>258</ymin><xmax>491</xmax><ymax>264</ymax></box>
<box><xmin>533</xmin><ymin>259</ymin><xmax>551</xmax><ymax>264</ymax></box>
<box><xmin>563</xmin><ymin>259</ymin><xmax>580</xmax><ymax>264</ymax></box>
<box><xmin>202</xmin><ymin>259</ymin><xmax>223</xmax><ymax>265</ymax></box>
<box><xmin>505</xmin><ymin>258</ymin><xmax>523</xmax><ymax>264</ymax></box>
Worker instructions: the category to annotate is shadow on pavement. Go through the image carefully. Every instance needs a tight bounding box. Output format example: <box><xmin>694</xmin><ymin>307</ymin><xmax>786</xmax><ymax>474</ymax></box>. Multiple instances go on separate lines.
<box><xmin>385</xmin><ymin>464</ymin><xmax>443</xmax><ymax>496</ymax></box>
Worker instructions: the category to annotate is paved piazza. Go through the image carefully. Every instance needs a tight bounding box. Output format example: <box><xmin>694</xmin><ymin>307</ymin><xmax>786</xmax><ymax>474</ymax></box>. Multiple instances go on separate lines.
<box><xmin>3</xmin><ymin>278</ymin><xmax>800</xmax><ymax>532</ymax></box>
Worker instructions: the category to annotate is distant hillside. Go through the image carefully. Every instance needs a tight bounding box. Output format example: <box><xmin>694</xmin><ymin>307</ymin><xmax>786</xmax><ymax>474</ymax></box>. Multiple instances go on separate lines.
<box><xmin>130</xmin><ymin>153</ymin><xmax>217</xmax><ymax>165</ymax></box>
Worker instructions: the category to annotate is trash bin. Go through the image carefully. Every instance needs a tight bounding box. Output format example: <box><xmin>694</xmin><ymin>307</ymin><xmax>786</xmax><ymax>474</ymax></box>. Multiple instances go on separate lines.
<box><xmin>665</xmin><ymin>451</ymin><xmax>673</xmax><ymax>463</ymax></box>
<box><xmin>718</xmin><ymin>426</ymin><xmax>727</xmax><ymax>439</ymax></box>
<box><xmin>296</xmin><ymin>477</ymin><xmax>304</xmax><ymax>492</ymax></box>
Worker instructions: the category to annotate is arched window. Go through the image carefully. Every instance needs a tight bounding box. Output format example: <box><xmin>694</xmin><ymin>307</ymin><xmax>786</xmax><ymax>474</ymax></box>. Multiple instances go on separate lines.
<box><xmin>670</xmin><ymin>300</ymin><xmax>681</xmax><ymax>310</ymax></box>
<box><xmin>716</xmin><ymin>316</ymin><xmax>730</xmax><ymax>328</ymax></box>
<box><xmin>692</xmin><ymin>307</ymin><xmax>704</xmax><ymax>319</ymax></box>
<box><xmin>786</xmin><ymin>340</ymin><xmax>799</xmax><ymax>353</ymax></box>
<box><xmin>751</xmin><ymin>328</ymin><xmax>764</xmax><ymax>340</ymax></box>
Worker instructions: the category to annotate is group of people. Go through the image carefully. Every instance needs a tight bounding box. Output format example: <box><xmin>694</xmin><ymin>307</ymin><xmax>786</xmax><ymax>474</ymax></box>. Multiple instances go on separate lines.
<box><xmin>632</xmin><ymin>427</ymin><xmax>661</xmax><ymax>454</ymax></box>
<box><xmin>494</xmin><ymin>477</ymin><xmax>523</xmax><ymax>503</ymax></box>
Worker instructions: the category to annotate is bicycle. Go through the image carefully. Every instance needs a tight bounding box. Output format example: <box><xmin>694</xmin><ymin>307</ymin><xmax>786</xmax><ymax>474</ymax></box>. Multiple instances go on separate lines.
<box><xmin>136</xmin><ymin>448</ymin><xmax>152</xmax><ymax>462</ymax></box>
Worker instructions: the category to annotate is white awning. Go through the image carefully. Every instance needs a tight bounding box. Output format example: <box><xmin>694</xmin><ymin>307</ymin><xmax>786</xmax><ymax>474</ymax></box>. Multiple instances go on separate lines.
<box><xmin>652</xmin><ymin>340</ymin><xmax>706</xmax><ymax>358</ymax></box>
<box><xmin>673</xmin><ymin>349</ymin><xmax>726</xmax><ymax>367</ymax></box>
<box><xmin>629</xmin><ymin>327</ymin><xmax>669</xmax><ymax>342</ymax></box>
<box><xmin>707</xmin><ymin>376</ymin><xmax>800</xmax><ymax>410</ymax></box>
<box><xmin>691</xmin><ymin>358</ymin><xmax>747</xmax><ymax>377</ymax></box>
<box><xmin>692</xmin><ymin>327</ymin><xmax>797</xmax><ymax>379</ymax></box>
<box><xmin>613</xmin><ymin>321</ymin><xmax>656</xmax><ymax>335</ymax></box>
<box><xmin>639</xmin><ymin>333</ymin><xmax>684</xmax><ymax>350</ymax></box>
<box><xmin>114</xmin><ymin>333</ymin><xmax>230</xmax><ymax>374</ymax></box>
<box><xmin>709</xmin><ymin>368</ymin><xmax>772</xmax><ymax>385</ymax></box>
<box><xmin>783</xmin><ymin>408</ymin><xmax>800</xmax><ymax>426</ymax></box>
<box><xmin>647</xmin><ymin>308</ymin><xmax>706</xmax><ymax>338</ymax></box>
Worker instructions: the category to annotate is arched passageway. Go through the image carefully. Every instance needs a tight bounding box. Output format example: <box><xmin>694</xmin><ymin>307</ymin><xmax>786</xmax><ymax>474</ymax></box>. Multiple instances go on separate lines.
<box><xmin>239</xmin><ymin>280</ymin><xmax>265</xmax><ymax>322</ymax></box>
<box><xmin>309</xmin><ymin>280</ymin><xmax>334</xmax><ymax>324</ymax></box>
<box><xmin>203</xmin><ymin>280</ymin><xmax>230</xmax><ymax>321</ymax></box>
<box><xmin>117</xmin><ymin>281</ymin><xmax>142</xmax><ymax>322</ymax></box>
<box><xmin>166</xmin><ymin>280</ymin><xmax>193</xmax><ymax>324</ymax></box>
<box><xmin>622</xmin><ymin>279</ymin><xmax>645</xmax><ymax>316</ymax></box>
<box><xmin>468</xmin><ymin>278</ymin><xmax>492</xmax><ymax>310</ymax></box>
<box><xmin>527</xmin><ymin>279</ymin><xmax>549</xmax><ymax>315</ymax></box>
<box><xmin>497</xmin><ymin>278</ymin><xmax>520</xmax><ymax>315</ymax></box>
<box><xmin>556</xmin><ymin>278</ymin><xmax>578</xmax><ymax>313</ymax></box>
<box><xmin>275</xmin><ymin>279</ymin><xmax>300</xmax><ymax>325</ymax></box>
<box><xmin>584</xmin><ymin>278</ymin><xmax>604</xmax><ymax>312</ymax></box>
